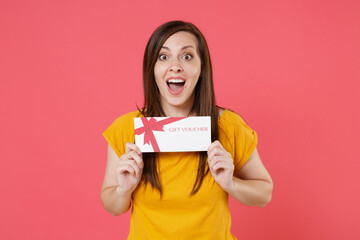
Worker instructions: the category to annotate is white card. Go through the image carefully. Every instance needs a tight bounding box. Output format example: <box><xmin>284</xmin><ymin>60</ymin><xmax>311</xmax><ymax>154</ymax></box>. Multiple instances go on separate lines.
<box><xmin>134</xmin><ymin>116</ymin><xmax>211</xmax><ymax>152</ymax></box>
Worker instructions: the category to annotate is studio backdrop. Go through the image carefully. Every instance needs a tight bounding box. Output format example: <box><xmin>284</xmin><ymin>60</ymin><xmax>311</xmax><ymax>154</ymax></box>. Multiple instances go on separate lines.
<box><xmin>0</xmin><ymin>0</ymin><xmax>359</xmax><ymax>239</ymax></box>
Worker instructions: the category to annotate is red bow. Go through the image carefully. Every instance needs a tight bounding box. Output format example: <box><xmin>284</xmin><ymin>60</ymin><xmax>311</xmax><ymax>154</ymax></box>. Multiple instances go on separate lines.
<box><xmin>135</xmin><ymin>117</ymin><xmax>186</xmax><ymax>152</ymax></box>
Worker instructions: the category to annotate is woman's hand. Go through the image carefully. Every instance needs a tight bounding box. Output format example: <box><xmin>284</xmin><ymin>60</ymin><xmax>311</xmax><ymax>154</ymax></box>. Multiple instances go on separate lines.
<box><xmin>115</xmin><ymin>143</ymin><xmax>144</xmax><ymax>196</ymax></box>
<box><xmin>207</xmin><ymin>140</ymin><xmax>234</xmax><ymax>192</ymax></box>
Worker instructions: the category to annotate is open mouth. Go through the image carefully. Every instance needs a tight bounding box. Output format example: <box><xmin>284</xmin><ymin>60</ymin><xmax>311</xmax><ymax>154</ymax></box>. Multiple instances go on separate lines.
<box><xmin>166</xmin><ymin>79</ymin><xmax>185</xmax><ymax>95</ymax></box>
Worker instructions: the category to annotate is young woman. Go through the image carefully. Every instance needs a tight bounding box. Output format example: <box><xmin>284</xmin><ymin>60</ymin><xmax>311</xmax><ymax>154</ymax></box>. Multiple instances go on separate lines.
<box><xmin>101</xmin><ymin>21</ymin><xmax>273</xmax><ymax>240</ymax></box>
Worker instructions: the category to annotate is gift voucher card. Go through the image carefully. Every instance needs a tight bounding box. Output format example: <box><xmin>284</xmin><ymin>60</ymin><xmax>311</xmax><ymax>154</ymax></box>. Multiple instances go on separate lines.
<box><xmin>134</xmin><ymin>116</ymin><xmax>211</xmax><ymax>152</ymax></box>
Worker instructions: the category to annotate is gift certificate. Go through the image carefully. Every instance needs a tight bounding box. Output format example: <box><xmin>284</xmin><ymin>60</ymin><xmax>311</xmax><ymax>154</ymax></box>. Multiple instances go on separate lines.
<box><xmin>134</xmin><ymin>116</ymin><xmax>211</xmax><ymax>152</ymax></box>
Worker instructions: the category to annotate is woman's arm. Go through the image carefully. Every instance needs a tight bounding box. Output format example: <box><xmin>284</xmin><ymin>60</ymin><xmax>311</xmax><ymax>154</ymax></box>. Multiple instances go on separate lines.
<box><xmin>227</xmin><ymin>148</ymin><xmax>273</xmax><ymax>207</ymax></box>
<box><xmin>100</xmin><ymin>143</ymin><xmax>143</xmax><ymax>216</ymax></box>
<box><xmin>208</xmin><ymin>142</ymin><xmax>273</xmax><ymax>207</ymax></box>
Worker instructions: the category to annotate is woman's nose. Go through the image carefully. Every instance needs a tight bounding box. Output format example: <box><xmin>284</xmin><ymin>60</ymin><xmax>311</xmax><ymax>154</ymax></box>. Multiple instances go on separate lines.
<box><xmin>170</xmin><ymin>60</ymin><xmax>183</xmax><ymax>72</ymax></box>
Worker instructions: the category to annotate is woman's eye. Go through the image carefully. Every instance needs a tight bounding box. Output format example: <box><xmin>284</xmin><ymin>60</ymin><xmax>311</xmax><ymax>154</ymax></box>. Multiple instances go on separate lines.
<box><xmin>159</xmin><ymin>54</ymin><xmax>168</xmax><ymax>60</ymax></box>
<box><xmin>183</xmin><ymin>54</ymin><xmax>192</xmax><ymax>60</ymax></box>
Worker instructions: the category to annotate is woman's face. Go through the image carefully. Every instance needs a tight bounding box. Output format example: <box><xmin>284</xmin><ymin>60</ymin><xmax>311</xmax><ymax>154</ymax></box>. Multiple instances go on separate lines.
<box><xmin>154</xmin><ymin>31</ymin><xmax>201</xmax><ymax>115</ymax></box>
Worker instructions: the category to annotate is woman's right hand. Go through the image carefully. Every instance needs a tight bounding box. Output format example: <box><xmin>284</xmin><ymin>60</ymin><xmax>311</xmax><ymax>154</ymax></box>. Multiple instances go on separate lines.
<box><xmin>115</xmin><ymin>143</ymin><xmax>144</xmax><ymax>196</ymax></box>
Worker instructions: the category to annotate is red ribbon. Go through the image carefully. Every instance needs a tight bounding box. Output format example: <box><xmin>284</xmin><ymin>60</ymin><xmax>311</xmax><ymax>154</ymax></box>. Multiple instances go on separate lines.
<box><xmin>135</xmin><ymin>117</ymin><xmax>186</xmax><ymax>152</ymax></box>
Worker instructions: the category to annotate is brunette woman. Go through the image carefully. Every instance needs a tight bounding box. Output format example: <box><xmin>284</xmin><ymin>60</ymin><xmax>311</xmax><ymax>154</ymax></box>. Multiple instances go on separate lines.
<box><xmin>101</xmin><ymin>21</ymin><xmax>273</xmax><ymax>240</ymax></box>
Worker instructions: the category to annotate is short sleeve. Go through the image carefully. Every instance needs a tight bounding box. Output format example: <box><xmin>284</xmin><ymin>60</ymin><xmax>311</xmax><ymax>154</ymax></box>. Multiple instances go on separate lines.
<box><xmin>233</xmin><ymin>120</ymin><xmax>258</xmax><ymax>170</ymax></box>
<box><xmin>218</xmin><ymin>110</ymin><xmax>258</xmax><ymax>171</ymax></box>
<box><xmin>102</xmin><ymin>111</ymin><xmax>140</xmax><ymax>157</ymax></box>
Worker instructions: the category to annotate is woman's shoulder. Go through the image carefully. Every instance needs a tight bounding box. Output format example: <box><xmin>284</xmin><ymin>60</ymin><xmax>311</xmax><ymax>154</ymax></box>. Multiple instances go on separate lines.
<box><xmin>218</xmin><ymin>108</ymin><xmax>258</xmax><ymax>157</ymax></box>
<box><xmin>219</xmin><ymin>108</ymin><xmax>247</xmax><ymax>125</ymax></box>
<box><xmin>218</xmin><ymin>108</ymin><xmax>255</xmax><ymax>133</ymax></box>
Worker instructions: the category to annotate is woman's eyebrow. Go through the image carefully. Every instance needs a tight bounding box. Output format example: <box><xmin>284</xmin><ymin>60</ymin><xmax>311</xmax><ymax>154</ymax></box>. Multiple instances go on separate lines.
<box><xmin>181</xmin><ymin>45</ymin><xmax>195</xmax><ymax>50</ymax></box>
<box><xmin>161</xmin><ymin>45</ymin><xmax>195</xmax><ymax>50</ymax></box>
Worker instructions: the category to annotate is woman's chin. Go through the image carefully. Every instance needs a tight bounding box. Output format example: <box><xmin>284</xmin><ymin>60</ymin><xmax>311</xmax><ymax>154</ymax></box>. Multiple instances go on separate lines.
<box><xmin>161</xmin><ymin>98</ymin><xmax>192</xmax><ymax>111</ymax></box>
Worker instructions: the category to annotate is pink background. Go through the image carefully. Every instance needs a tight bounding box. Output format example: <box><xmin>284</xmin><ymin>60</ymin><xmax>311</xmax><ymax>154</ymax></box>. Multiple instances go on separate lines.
<box><xmin>1</xmin><ymin>0</ymin><xmax>359</xmax><ymax>239</ymax></box>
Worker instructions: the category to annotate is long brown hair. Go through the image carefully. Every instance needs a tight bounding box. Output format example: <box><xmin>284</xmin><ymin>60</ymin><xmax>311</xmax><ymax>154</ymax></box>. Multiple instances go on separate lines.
<box><xmin>140</xmin><ymin>21</ymin><xmax>218</xmax><ymax>195</ymax></box>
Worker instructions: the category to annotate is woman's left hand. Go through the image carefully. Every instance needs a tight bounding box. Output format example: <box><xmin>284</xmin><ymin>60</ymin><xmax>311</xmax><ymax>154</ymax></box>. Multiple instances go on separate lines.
<box><xmin>207</xmin><ymin>140</ymin><xmax>234</xmax><ymax>192</ymax></box>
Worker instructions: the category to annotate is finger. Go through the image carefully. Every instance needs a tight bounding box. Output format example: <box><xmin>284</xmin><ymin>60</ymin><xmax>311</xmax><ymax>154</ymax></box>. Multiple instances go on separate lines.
<box><xmin>208</xmin><ymin>151</ymin><xmax>221</xmax><ymax>167</ymax></box>
<box><xmin>208</xmin><ymin>155</ymin><xmax>233</xmax><ymax>169</ymax></box>
<box><xmin>208</xmin><ymin>147</ymin><xmax>230</xmax><ymax>163</ymax></box>
<box><xmin>208</xmin><ymin>155</ymin><xmax>222</xmax><ymax>169</ymax></box>
<box><xmin>120</xmin><ymin>151</ymin><xmax>143</xmax><ymax>175</ymax></box>
<box><xmin>118</xmin><ymin>161</ymin><xmax>139</xmax><ymax>178</ymax></box>
<box><xmin>207</xmin><ymin>141</ymin><xmax>216</xmax><ymax>153</ymax></box>
<box><xmin>208</xmin><ymin>147</ymin><xmax>223</xmax><ymax>160</ymax></box>
<box><xmin>130</xmin><ymin>150</ymin><xmax>144</xmax><ymax>169</ymax></box>
<box><xmin>207</xmin><ymin>152</ymin><xmax>217</xmax><ymax>165</ymax></box>
<box><xmin>122</xmin><ymin>150</ymin><xmax>143</xmax><ymax>167</ymax></box>
<box><xmin>211</xmin><ymin>161</ymin><xmax>234</xmax><ymax>173</ymax></box>
<box><xmin>207</xmin><ymin>140</ymin><xmax>226</xmax><ymax>155</ymax></box>
<box><xmin>125</xmin><ymin>142</ymin><xmax>142</xmax><ymax>155</ymax></box>
<box><xmin>122</xmin><ymin>159</ymin><xmax>141</xmax><ymax>178</ymax></box>
<box><xmin>120</xmin><ymin>151</ymin><xmax>134</xmax><ymax>162</ymax></box>
<box><xmin>116</xmin><ymin>164</ymin><xmax>135</xmax><ymax>176</ymax></box>
<box><xmin>208</xmin><ymin>157</ymin><xmax>217</xmax><ymax>169</ymax></box>
<box><xmin>207</xmin><ymin>140</ymin><xmax>221</xmax><ymax>152</ymax></box>
<box><xmin>208</xmin><ymin>156</ymin><xmax>224</xmax><ymax>169</ymax></box>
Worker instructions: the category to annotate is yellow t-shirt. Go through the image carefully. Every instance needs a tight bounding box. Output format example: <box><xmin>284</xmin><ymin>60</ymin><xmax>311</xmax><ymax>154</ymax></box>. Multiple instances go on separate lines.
<box><xmin>103</xmin><ymin>109</ymin><xmax>258</xmax><ymax>240</ymax></box>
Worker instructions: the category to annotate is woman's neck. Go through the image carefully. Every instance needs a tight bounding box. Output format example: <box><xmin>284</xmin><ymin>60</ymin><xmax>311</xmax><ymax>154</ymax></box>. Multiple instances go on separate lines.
<box><xmin>162</xmin><ymin>105</ymin><xmax>194</xmax><ymax>117</ymax></box>
<box><xmin>161</xmin><ymin>99</ymin><xmax>195</xmax><ymax>117</ymax></box>
<box><xmin>159</xmin><ymin>91</ymin><xmax>197</xmax><ymax>117</ymax></box>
